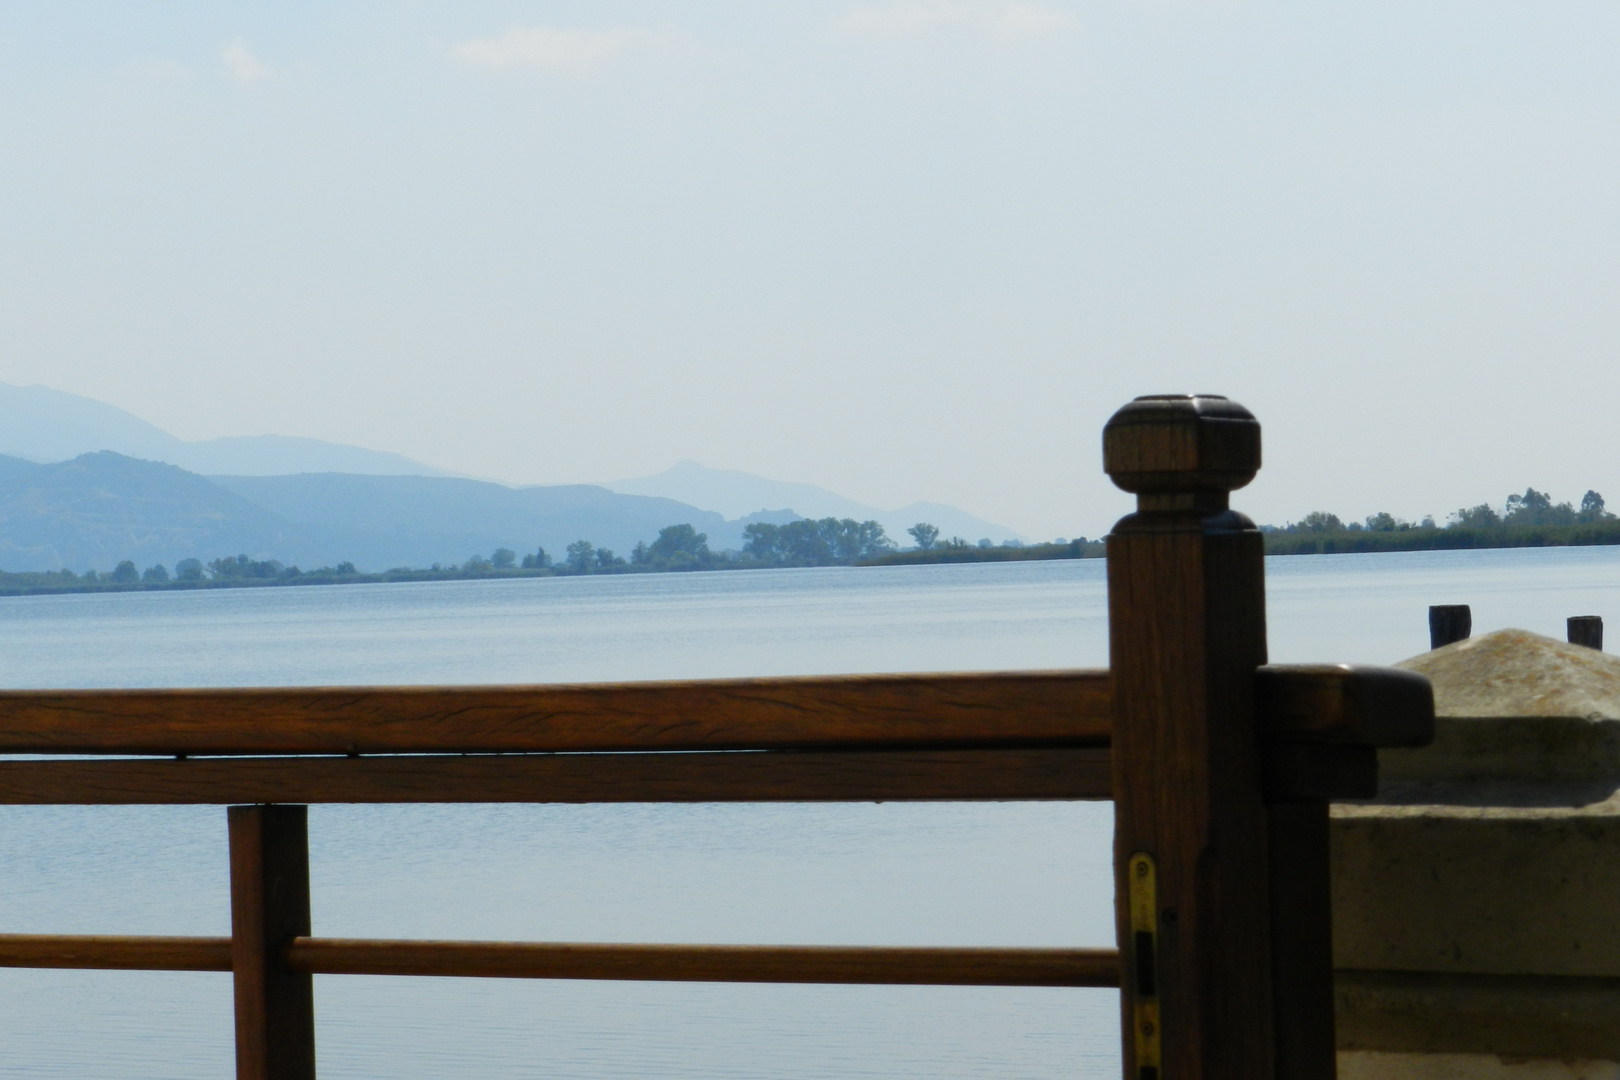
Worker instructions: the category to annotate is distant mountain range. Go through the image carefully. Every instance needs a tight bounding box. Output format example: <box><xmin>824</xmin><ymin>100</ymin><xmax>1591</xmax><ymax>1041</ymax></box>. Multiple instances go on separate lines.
<box><xmin>0</xmin><ymin>381</ymin><xmax>1025</xmax><ymax>572</ymax></box>
<box><xmin>0</xmin><ymin>381</ymin><xmax>454</xmax><ymax>477</ymax></box>
<box><xmin>211</xmin><ymin>473</ymin><xmax>735</xmax><ymax>571</ymax></box>
<box><xmin>0</xmin><ymin>453</ymin><xmax>321</xmax><ymax>572</ymax></box>
<box><xmin>0</xmin><ymin>453</ymin><xmax>740</xmax><ymax>573</ymax></box>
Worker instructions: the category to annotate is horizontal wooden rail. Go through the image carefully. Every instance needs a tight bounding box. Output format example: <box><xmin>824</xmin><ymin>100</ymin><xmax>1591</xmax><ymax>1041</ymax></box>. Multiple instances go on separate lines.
<box><xmin>0</xmin><ymin>934</ymin><xmax>1118</xmax><ymax>988</ymax></box>
<box><xmin>0</xmin><ymin>747</ymin><xmax>1113</xmax><ymax>805</ymax></box>
<box><xmin>285</xmin><ymin>940</ymin><xmax>1120</xmax><ymax>987</ymax></box>
<box><xmin>0</xmin><ymin>934</ymin><xmax>232</xmax><ymax>971</ymax></box>
<box><xmin>0</xmin><ymin>671</ymin><xmax>1111</xmax><ymax>756</ymax></box>
<box><xmin>0</xmin><ymin>667</ymin><xmax>1416</xmax><ymax>764</ymax></box>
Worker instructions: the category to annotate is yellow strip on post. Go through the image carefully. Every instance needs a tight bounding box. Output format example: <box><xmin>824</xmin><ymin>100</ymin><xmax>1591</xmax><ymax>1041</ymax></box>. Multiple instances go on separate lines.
<box><xmin>1128</xmin><ymin>852</ymin><xmax>1161</xmax><ymax>1080</ymax></box>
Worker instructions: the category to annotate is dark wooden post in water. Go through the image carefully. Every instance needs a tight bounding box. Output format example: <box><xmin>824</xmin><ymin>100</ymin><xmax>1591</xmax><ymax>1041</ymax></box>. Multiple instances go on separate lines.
<box><xmin>1104</xmin><ymin>395</ymin><xmax>1279</xmax><ymax>1080</ymax></box>
<box><xmin>1568</xmin><ymin>615</ymin><xmax>1603</xmax><ymax>651</ymax></box>
<box><xmin>1428</xmin><ymin>605</ymin><xmax>1470</xmax><ymax>649</ymax></box>
<box><xmin>229</xmin><ymin>804</ymin><xmax>317</xmax><ymax>1080</ymax></box>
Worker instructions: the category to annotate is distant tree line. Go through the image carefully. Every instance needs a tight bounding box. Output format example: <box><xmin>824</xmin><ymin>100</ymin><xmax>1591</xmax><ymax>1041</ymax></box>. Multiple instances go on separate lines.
<box><xmin>863</xmin><ymin>520</ymin><xmax>1100</xmax><ymax>565</ymax></box>
<box><xmin>742</xmin><ymin>518</ymin><xmax>895</xmax><ymax>565</ymax></box>
<box><xmin>871</xmin><ymin>534</ymin><xmax>1103</xmax><ymax>566</ymax></box>
<box><xmin>1267</xmin><ymin>488</ymin><xmax>1620</xmax><ymax>555</ymax></box>
<box><xmin>0</xmin><ymin>555</ymin><xmax>371</xmax><ymax>595</ymax></box>
<box><xmin>540</xmin><ymin>518</ymin><xmax>900</xmax><ymax>575</ymax></box>
<box><xmin>0</xmin><ymin>516</ymin><xmax>1080</xmax><ymax>596</ymax></box>
<box><xmin>198</xmin><ymin>555</ymin><xmax>362</xmax><ymax>581</ymax></box>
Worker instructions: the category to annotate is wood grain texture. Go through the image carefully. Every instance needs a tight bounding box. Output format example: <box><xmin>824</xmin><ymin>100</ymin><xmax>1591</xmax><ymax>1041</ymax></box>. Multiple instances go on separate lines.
<box><xmin>0</xmin><ymin>671</ymin><xmax>1110</xmax><ymax>756</ymax></box>
<box><xmin>0</xmin><ymin>934</ymin><xmax>231</xmax><ymax>971</ymax></box>
<box><xmin>0</xmin><ymin>747</ymin><xmax>1113</xmax><ymax>805</ymax></box>
<box><xmin>1105</xmin><ymin>394</ymin><xmax>1278</xmax><ymax>1080</ymax></box>
<box><xmin>229</xmin><ymin>805</ymin><xmax>315</xmax><ymax>1080</ymax></box>
<box><xmin>1256</xmin><ymin>664</ymin><xmax>1434</xmax><ymax>748</ymax></box>
<box><xmin>283</xmin><ymin>939</ymin><xmax>1120</xmax><ymax>987</ymax></box>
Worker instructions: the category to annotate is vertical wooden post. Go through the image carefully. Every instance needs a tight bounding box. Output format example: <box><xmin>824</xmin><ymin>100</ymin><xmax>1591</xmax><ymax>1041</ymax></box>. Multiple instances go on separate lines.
<box><xmin>229</xmin><ymin>804</ymin><xmax>316</xmax><ymax>1080</ymax></box>
<box><xmin>1265</xmin><ymin>800</ymin><xmax>1336</xmax><ymax>1080</ymax></box>
<box><xmin>1105</xmin><ymin>394</ymin><xmax>1276</xmax><ymax>1080</ymax></box>
<box><xmin>1568</xmin><ymin>615</ymin><xmax>1603</xmax><ymax>650</ymax></box>
<box><xmin>1428</xmin><ymin>605</ymin><xmax>1471</xmax><ymax>649</ymax></box>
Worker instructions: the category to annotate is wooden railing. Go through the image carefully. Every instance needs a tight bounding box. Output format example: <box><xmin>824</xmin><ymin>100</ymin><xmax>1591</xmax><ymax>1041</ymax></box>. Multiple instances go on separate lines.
<box><xmin>0</xmin><ymin>395</ymin><xmax>1435</xmax><ymax>1080</ymax></box>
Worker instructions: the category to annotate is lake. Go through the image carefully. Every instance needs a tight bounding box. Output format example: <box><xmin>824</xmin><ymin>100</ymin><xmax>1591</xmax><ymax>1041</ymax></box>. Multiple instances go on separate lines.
<box><xmin>2</xmin><ymin>546</ymin><xmax>1618</xmax><ymax>1078</ymax></box>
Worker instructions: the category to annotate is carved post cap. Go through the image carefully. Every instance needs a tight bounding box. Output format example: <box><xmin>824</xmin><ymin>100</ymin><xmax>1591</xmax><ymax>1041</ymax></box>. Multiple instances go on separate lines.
<box><xmin>1103</xmin><ymin>394</ymin><xmax>1261</xmax><ymax>497</ymax></box>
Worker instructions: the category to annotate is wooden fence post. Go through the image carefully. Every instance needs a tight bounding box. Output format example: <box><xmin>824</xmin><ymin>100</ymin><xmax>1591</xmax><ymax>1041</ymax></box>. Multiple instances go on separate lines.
<box><xmin>1105</xmin><ymin>394</ymin><xmax>1275</xmax><ymax>1080</ymax></box>
<box><xmin>229</xmin><ymin>804</ymin><xmax>317</xmax><ymax>1080</ymax></box>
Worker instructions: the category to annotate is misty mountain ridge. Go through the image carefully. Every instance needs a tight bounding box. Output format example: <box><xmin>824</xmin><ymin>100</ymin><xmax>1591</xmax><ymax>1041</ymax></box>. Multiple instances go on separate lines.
<box><xmin>2</xmin><ymin>382</ymin><xmax>1013</xmax><ymax>541</ymax></box>
<box><xmin>0</xmin><ymin>452</ymin><xmax>325</xmax><ymax>572</ymax></box>
<box><xmin>210</xmin><ymin>473</ymin><xmax>737</xmax><ymax>571</ymax></box>
<box><xmin>0</xmin><ymin>453</ymin><xmax>1013</xmax><ymax>575</ymax></box>
<box><xmin>0</xmin><ymin>452</ymin><xmax>757</xmax><ymax>574</ymax></box>
<box><xmin>0</xmin><ymin>382</ymin><xmax>1023</xmax><ymax>570</ymax></box>
<box><xmin>0</xmin><ymin>381</ymin><xmax>455</xmax><ymax>478</ymax></box>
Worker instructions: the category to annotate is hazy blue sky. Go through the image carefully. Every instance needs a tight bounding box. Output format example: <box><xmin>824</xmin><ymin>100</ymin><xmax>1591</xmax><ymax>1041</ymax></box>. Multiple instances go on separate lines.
<box><xmin>1</xmin><ymin>2</ymin><xmax>1616</xmax><ymax>538</ymax></box>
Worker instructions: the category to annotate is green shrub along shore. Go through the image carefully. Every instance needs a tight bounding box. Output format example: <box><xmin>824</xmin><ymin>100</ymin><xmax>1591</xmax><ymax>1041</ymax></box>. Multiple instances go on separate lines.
<box><xmin>4</xmin><ymin>486</ymin><xmax>1615</xmax><ymax>596</ymax></box>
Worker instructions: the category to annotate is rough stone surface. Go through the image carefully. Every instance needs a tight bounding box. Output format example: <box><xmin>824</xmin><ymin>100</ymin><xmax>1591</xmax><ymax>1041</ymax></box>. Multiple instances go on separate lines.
<box><xmin>1332</xmin><ymin>810</ymin><xmax>1620</xmax><ymax>979</ymax></box>
<box><xmin>1334</xmin><ymin>968</ymin><xmax>1620</xmax><ymax>1058</ymax></box>
<box><xmin>1341</xmin><ymin>1051</ymin><xmax>1620</xmax><ymax>1080</ymax></box>
<box><xmin>1331</xmin><ymin>627</ymin><xmax>1620</xmax><ymax>1069</ymax></box>
<box><xmin>1396</xmin><ymin>629</ymin><xmax>1620</xmax><ymax>720</ymax></box>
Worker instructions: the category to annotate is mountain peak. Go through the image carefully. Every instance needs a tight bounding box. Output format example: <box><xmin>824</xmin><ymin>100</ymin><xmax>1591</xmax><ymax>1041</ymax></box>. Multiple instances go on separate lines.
<box><xmin>0</xmin><ymin>380</ymin><xmax>453</xmax><ymax>478</ymax></box>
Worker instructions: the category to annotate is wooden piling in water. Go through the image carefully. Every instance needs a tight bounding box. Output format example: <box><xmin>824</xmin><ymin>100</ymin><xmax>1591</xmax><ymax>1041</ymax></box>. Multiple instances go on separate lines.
<box><xmin>1429</xmin><ymin>605</ymin><xmax>1471</xmax><ymax>649</ymax></box>
<box><xmin>1568</xmin><ymin>615</ymin><xmax>1603</xmax><ymax>651</ymax></box>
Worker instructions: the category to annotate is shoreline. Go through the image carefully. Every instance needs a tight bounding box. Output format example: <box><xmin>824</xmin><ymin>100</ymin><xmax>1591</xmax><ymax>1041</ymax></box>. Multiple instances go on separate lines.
<box><xmin>7</xmin><ymin>528</ymin><xmax>1620</xmax><ymax>597</ymax></box>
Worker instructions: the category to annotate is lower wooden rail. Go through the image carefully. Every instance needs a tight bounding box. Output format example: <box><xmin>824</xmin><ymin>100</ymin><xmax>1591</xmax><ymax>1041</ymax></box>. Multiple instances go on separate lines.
<box><xmin>0</xmin><ymin>934</ymin><xmax>1119</xmax><ymax>988</ymax></box>
<box><xmin>286</xmin><ymin>940</ymin><xmax>1119</xmax><ymax>987</ymax></box>
<box><xmin>0</xmin><ymin>747</ymin><xmax>1112</xmax><ymax>805</ymax></box>
<box><xmin>0</xmin><ymin>934</ymin><xmax>232</xmax><ymax>971</ymax></box>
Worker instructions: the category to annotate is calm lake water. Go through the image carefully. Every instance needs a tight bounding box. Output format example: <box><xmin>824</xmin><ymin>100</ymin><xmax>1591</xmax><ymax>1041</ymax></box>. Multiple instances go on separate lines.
<box><xmin>1</xmin><ymin>547</ymin><xmax>1618</xmax><ymax>1078</ymax></box>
